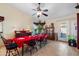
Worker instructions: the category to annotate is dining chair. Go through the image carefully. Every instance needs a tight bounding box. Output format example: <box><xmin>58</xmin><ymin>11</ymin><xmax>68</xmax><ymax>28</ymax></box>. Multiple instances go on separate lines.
<box><xmin>43</xmin><ymin>34</ymin><xmax>48</xmax><ymax>44</ymax></box>
<box><xmin>26</xmin><ymin>40</ymin><xmax>38</xmax><ymax>55</ymax></box>
<box><xmin>37</xmin><ymin>34</ymin><xmax>45</xmax><ymax>48</ymax></box>
<box><xmin>0</xmin><ymin>34</ymin><xmax>19</xmax><ymax>56</ymax></box>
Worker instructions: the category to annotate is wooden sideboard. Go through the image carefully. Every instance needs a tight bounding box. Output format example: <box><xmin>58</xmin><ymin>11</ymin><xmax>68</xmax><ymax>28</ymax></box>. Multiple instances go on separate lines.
<box><xmin>15</xmin><ymin>31</ymin><xmax>32</xmax><ymax>38</ymax></box>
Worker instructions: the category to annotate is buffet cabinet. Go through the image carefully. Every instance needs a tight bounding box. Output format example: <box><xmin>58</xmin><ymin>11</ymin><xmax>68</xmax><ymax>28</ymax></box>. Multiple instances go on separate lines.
<box><xmin>15</xmin><ymin>31</ymin><xmax>31</xmax><ymax>38</ymax></box>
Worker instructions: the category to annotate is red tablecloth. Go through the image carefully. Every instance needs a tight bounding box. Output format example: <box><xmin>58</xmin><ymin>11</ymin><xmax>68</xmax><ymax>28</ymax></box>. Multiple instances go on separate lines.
<box><xmin>12</xmin><ymin>36</ymin><xmax>32</xmax><ymax>48</ymax></box>
<box><xmin>11</xmin><ymin>34</ymin><xmax>48</xmax><ymax>48</ymax></box>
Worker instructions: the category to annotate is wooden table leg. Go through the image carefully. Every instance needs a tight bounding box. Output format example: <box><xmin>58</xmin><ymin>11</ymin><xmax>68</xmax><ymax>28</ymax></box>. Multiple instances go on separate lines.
<box><xmin>40</xmin><ymin>41</ymin><xmax>42</xmax><ymax>48</ymax></box>
<box><xmin>22</xmin><ymin>44</ymin><xmax>24</xmax><ymax>56</ymax></box>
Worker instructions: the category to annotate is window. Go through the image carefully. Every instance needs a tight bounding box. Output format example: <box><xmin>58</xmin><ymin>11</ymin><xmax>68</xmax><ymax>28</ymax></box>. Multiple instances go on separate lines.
<box><xmin>60</xmin><ymin>23</ymin><xmax>67</xmax><ymax>38</ymax></box>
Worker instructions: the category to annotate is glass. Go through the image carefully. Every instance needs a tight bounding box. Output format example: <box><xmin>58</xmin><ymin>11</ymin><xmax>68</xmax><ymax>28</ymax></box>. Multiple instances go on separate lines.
<box><xmin>60</xmin><ymin>23</ymin><xmax>67</xmax><ymax>38</ymax></box>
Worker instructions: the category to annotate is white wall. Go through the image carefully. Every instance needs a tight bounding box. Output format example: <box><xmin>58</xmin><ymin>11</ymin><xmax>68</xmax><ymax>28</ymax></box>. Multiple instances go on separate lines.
<box><xmin>0</xmin><ymin>4</ymin><xmax>33</xmax><ymax>47</ymax></box>
<box><xmin>45</xmin><ymin>14</ymin><xmax>77</xmax><ymax>41</ymax></box>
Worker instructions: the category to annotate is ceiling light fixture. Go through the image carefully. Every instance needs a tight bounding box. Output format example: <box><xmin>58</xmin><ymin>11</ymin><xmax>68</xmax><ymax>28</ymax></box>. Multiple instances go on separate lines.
<box><xmin>37</xmin><ymin>11</ymin><xmax>43</xmax><ymax>15</ymax></box>
<box><xmin>32</xmin><ymin>3</ymin><xmax>48</xmax><ymax>18</ymax></box>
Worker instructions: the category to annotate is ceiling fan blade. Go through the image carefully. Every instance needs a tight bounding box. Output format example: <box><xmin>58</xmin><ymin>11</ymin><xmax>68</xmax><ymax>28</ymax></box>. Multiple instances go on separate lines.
<box><xmin>43</xmin><ymin>9</ymin><xmax>48</xmax><ymax>12</ymax></box>
<box><xmin>33</xmin><ymin>9</ymin><xmax>36</xmax><ymax>11</ymax></box>
<box><xmin>42</xmin><ymin>13</ymin><xmax>48</xmax><ymax>16</ymax></box>
<box><xmin>32</xmin><ymin>13</ymin><xmax>36</xmax><ymax>16</ymax></box>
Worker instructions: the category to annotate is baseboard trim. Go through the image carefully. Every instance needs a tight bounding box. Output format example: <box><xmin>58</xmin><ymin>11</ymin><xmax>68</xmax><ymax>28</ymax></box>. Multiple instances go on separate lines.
<box><xmin>57</xmin><ymin>40</ymin><xmax>68</xmax><ymax>43</ymax></box>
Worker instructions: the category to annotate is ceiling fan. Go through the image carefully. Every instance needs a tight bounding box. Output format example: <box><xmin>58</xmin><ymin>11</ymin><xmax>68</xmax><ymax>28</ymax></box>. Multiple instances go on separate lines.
<box><xmin>32</xmin><ymin>3</ymin><xmax>48</xmax><ymax>18</ymax></box>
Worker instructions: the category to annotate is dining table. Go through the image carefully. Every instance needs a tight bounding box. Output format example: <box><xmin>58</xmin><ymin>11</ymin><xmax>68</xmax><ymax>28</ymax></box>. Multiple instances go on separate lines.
<box><xmin>11</xmin><ymin>34</ymin><xmax>48</xmax><ymax>56</ymax></box>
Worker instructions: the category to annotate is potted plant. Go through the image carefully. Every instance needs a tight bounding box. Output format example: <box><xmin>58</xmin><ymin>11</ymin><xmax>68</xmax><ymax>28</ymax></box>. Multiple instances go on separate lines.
<box><xmin>68</xmin><ymin>35</ymin><xmax>76</xmax><ymax>47</ymax></box>
<box><xmin>37</xmin><ymin>25</ymin><xmax>43</xmax><ymax>34</ymax></box>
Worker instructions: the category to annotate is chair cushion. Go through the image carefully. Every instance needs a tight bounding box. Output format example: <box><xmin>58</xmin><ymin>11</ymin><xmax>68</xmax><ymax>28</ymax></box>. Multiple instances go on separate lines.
<box><xmin>6</xmin><ymin>43</ymin><xmax>18</xmax><ymax>50</ymax></box>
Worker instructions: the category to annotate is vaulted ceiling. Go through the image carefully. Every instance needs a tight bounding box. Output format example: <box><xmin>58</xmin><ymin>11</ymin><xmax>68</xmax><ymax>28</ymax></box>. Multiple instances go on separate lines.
<box><xmin>9</xmin><ymin>3</ymin><xmax>77</xmax><ymax>20</ymax></box>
